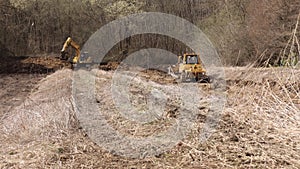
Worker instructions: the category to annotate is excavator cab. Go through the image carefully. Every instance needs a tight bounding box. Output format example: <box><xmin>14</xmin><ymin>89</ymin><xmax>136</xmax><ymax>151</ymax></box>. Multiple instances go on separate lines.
<box><xmin>80</xmin><ymin>51</ymin><xmax>89</xmax><ymax>62</ymax></box>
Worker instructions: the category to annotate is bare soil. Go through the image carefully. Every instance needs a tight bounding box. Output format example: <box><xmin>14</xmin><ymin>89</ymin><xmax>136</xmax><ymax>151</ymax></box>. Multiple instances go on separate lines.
<box><xmin>0</xmin><ymin>56</ymin><xmax>299</xmax><ymax>168</ymax></box>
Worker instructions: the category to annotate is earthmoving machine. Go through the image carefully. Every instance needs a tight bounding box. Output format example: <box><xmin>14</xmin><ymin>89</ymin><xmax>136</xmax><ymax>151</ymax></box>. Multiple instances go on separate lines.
<box><xmin>168</xmin><ymin>53</ymin><xmax>210</xmax><ymax>82</ymax></box>
<box><xmin>60</xmin><ymin>37</ymin><xmax>91</xmax><ymax>67</ymax></box>
<box><xmin>60</xmin><ymin>37</ymin><xmax>80</xmax><ymax>64</ymax></box>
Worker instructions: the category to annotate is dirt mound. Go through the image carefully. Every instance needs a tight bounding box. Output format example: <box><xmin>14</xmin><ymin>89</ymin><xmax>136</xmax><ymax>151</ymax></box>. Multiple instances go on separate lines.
<box><xmin>0</xmin><ymin>67</ymin><xmax>299</xmax><ymax>168</ymax></box>
<box><xmin>99</xmin><ymin>61</ymin><xmax>120</xmax><ymax>71</ymax></box>
<box><xmin>22</xmin><ymin>56</ymin><xmax>71</xmax><ymax>70</ymax></box>
<box><xmin>1</xmin><ymin>69</ymin><xmax>74</xmax><ymax>139</ymax></box>
<box><xmin>0</xmin><ymin>55</ymin><xmax>70</xmax><ymax>74</ymax></box>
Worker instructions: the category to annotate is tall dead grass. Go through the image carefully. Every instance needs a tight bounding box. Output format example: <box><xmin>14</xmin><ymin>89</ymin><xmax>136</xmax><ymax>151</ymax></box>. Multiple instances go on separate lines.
<box><xmin>223</xmin><ymin>66</ymin><xmax>300</xmax><ymax>167</ymax></box>
<box><xmin>0</xmin><ymin>67</ymin><xmax>299</xmax><ymax>168</ymax></box>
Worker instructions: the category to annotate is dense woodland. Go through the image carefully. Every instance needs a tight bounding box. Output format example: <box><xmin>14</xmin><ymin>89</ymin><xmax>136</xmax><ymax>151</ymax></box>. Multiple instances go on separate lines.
<box><xmin>0</xmin><ymin>0</ymin><xmax>299</xmax><ymax>66</ymax></box>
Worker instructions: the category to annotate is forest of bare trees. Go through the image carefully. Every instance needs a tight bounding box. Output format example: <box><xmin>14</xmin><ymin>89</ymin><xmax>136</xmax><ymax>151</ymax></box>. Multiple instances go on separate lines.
<box><xmin>0</xmin><ymin>0</ymin><xmax>299</xmax><ymax>66</ymax></box>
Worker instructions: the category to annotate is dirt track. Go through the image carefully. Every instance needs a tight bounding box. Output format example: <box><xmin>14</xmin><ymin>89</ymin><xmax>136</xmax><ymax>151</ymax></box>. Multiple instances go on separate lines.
<box><xmin>0</xmin><ymin>56</ymin><xmax>299</xmax><ymax>168</ymax></box>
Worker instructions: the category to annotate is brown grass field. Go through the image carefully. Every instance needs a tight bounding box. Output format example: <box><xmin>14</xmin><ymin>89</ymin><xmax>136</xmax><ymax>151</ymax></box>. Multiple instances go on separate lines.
<box><xmin>0</xmin><ymin>56</ymin><xmax>299</xmax><ymax>168</ymax></box>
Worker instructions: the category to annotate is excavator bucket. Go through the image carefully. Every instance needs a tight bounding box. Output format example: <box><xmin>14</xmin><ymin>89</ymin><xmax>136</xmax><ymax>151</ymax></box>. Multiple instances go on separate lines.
<box><xmin>60</xmin><ymin>51</ymin><xmax>68</xmax><ymax>61</ymax></box>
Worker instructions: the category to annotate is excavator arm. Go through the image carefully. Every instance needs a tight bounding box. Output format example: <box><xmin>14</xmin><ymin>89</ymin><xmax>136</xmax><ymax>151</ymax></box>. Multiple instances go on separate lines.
<box><xmin>60</xmin><ymin>37</ymin><xmax>80</xmax><ymax>64</ymax></box>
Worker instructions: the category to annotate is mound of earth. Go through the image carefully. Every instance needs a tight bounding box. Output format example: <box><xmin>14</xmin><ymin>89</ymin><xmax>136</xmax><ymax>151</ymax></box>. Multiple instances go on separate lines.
<box><xmin>0</xmin><ymin>55</ymin><xmax>70</xmax><ymax>74</ymax></box>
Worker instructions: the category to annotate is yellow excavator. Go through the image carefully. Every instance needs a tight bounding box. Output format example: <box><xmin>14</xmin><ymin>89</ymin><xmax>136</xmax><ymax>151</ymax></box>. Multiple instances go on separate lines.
<box><xmin>60</xmin><ymin>37</ymin><xmax>81</xmax><ymax>64</ymax></box>
<box><xmin>60</xmin><ymin>37</ymin><xmax>93</xmax><ymax>69</ymax></box>
<box><xmin>168</xmin><ymin>53</ymin><xmax>210</xmax><ymax>82</ymax></box>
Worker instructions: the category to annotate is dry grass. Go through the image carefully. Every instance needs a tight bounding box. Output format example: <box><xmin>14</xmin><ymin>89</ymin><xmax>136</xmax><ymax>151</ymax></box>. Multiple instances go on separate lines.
<box><xmin>0</xmin><ymin>66</ymin><xmax>299</xmax><ymax>168</ymax></box>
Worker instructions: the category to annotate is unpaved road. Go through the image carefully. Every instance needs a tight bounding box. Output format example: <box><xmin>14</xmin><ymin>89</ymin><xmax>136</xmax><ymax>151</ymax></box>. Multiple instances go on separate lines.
<box><xmin>0</xmin><ymin>56</ymin><xmax>299</xmax><ymax>168</ymax></box>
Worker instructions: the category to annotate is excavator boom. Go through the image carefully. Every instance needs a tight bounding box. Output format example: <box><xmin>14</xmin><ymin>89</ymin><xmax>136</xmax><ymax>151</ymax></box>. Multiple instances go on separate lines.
<box><xmin>60</xmin><ymin>37</ymin><xmax>80</xmax><ymax>64</ymax></box>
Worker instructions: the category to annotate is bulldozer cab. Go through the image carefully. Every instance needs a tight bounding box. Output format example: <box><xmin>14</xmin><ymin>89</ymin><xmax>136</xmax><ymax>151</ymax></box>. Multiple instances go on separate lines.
<box><xmin>178</xmin><ymin>54</ymin><xmax>199</xmax><ymax>64</ymax></box>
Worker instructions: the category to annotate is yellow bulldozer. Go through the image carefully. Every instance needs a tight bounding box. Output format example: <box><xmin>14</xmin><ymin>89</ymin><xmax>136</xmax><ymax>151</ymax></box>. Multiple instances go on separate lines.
<box><xmin>168</xmin><ymin>53</ymin><xmax>210</xmax><ymax>82</ymax></box>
